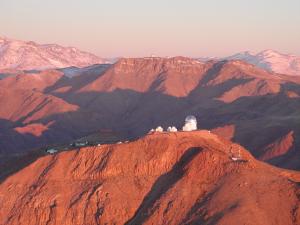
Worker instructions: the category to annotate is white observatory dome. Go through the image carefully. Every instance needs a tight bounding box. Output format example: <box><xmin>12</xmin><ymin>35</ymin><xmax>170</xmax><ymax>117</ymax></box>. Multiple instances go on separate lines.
<box><xmin>185</xmin><ymin>115</ymin><xmax>197</xmax><ymax>124</ymax></box>
<box><xmin>182</xmin><ymin>115</ymin><xmax>197</xmax><ymax>131</ymax></box>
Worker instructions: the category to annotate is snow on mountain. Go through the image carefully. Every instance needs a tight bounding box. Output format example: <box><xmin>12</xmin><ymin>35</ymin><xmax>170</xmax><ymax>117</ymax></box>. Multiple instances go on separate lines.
<box><xmin>225</xmin><ymin>50</ymin><xmax>300</xmax><ymax>76</ymax></box>
<box><xmin>1</xmin><ymin>36</ymin><xmax>299</xmax><ymax>77</ymax></box>
<box><xmin>0</xmin><ymin>36</ymin><xmax>110</xmax><ymax>70</ymax></box>
<box><xmin>59</xmin><ymin>64</ymin><xmax>111</xmax><ymax>78</ymax></box>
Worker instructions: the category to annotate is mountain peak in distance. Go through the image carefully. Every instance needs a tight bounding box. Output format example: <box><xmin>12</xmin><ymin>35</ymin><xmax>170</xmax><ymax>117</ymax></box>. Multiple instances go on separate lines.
<box><xmin>226</xmin><ymin>49</ymin><xmax>300</xmax><ymax>76</ymax></box>
<box><xmin>0</xmin><ymin>36</ymin><xmax>110</xmax><ymax>70</ymax></box>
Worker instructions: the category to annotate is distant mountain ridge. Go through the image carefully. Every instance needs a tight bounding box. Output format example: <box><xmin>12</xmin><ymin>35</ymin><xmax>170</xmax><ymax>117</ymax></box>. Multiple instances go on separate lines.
<box><xmin>225</xmin><ymin>50</ymin><xmax>300</xmax><ymax>76</ymax></box>
<box><xmin>0</xmin><ymin>36</ymin><xmax>110</xmax><ymax>70</ymax></box>
<box><xmin>1</xmin><ymin>36</ymin><xmax>299</xmax><ymax>76</ymax></box>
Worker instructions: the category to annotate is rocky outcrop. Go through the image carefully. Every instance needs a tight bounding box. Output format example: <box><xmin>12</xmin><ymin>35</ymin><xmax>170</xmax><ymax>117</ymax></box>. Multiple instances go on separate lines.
<box><xmin>260</xmin><ymin>131</ymin><xmax>295</xmax><ymax>161</ymax></box>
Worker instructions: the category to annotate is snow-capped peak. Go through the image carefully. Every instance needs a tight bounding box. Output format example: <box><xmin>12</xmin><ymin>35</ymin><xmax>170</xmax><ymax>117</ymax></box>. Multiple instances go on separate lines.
<box><xmin>225</xmin><ymin>50</ymin><xmax>300</xmax><ymax>76</ymax></box>
<box><xmin>0</xmin><ymin>36</ymin><xmax>111</xmax><ymax>71</ymax></box>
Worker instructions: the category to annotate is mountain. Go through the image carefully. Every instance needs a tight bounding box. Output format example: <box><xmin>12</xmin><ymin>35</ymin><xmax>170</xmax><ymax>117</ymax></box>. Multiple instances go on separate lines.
<box><xmin>0</xmin><ymin>37</ymin><xmax>109</xmax><ymax>70</ymax></box>
<box><xmin>0</xmin><ymin>57</ymin><xmax>300</xmax><ymax>170</ymax></box>
<box><xmin>1</xmin><ymin>131</ymin><xmax>300</xmax><ymax>225</ymax></box>
<box><xmin>225</xmin><ymin>50</ymin><xmax>300</xmax><ymax>76</ymax></box>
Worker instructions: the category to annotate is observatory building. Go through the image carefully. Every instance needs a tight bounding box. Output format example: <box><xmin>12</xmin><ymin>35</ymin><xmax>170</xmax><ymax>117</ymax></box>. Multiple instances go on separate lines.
<box><xmin>167</xmin><ymin>126</ymin><xmax>178</xmax><ymax>132</ymax></box>
<box><xmin>182</xmin><ymin>115</ymin><xmax>197</xmax><ymax>131</ymax></box>
<box><xmin>46</xmin><ymin>148</ymin><xmax>58</xmax><ymax>154</ymax></box>
<box><xmin>155</xmin><ymin>126</ymin><xmax>164</xmax><ymax>132</ymax></box>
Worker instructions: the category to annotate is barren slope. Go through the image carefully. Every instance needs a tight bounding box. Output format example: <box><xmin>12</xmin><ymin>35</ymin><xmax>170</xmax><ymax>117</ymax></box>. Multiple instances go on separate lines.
<box><xmin>0</xmin><ymin>131</ymin><xmax>300</xmax><ymax>225</ymax></box>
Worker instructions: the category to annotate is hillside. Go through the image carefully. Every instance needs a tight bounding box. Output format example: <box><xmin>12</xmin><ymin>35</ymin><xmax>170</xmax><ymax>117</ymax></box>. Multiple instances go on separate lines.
<box><xmin>0</xmin><ymin>57</ymin><xmax>300</xmax><ymax>170</ymax></box>
<box><xmin>1</xmin><ymin>131</ymin><xmax>300</xmax><ymax>225</ymax></box>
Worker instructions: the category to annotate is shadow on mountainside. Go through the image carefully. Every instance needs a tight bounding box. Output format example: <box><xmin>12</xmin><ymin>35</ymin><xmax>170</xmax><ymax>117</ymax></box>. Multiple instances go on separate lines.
<box><xmin>44</xmin><ymin>64</ymin><xmax>112</xmax><ymax>94</ymax></box>
<box><xmin>180</xmin><ymin>186</ymin><xmax>239</xmax><ymax>225</ymax></box>
<box><xmin>125</xmin><ymin>147</ymin><xmax>202</xmax><ymax>225</ymax></box>
<box><xmin>0</xmin><ymin>150</ymin><xmax>43</xmax><ymax>185</ymax></box>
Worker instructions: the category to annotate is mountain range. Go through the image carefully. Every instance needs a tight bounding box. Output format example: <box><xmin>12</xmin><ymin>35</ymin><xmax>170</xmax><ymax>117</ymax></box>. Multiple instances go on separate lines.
<box><xmin>225</xmin><ymin>50</ymin><xmax>300</xmax><ymax>76</ymax></box>
<box><xmin>198</xmin><ymin>50</ymin><xmax>300</xmax><ymax>76</ymax></box>
<box><xmin>1</xmin><ymin>37</ymin><xmax>300</xmax><ymax>224</ymax></box>
<box><xmin>0</xmin><ymin>37</ymin><xmax>300</xmax><ymax>170</ymax></box>
<box><xmin>1</xmin><ymin>36</ymin><xmax>300</xmax><ymax>77</ymax></box>
<box><xmin>0</xmin><ymin>55</ymin><xmax>299</xmax><ymax>170</ymax></box>
<box><xmin>0</xmin><ymin>37</ymin><xmax>108</xmax><ymax>71</ymax></box>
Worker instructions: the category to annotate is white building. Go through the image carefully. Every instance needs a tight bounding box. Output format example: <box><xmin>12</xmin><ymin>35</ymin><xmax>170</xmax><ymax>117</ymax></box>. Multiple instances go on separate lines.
<box><xmin>74</xmin><ymin>141</ymin><xmax>88</xmax><ymax>147</ymax></box>
<box><xmin>167</xmin><ymin>126</ymin><xmax>178</xmax><ymax>132</ymax></box>
<box><xmin>182</xmin><ymin>115</ymin><xmax>197</xmax><ymax>131</ymax></box>
<box><xmin>149</xmin><ymin>129</ymin><xmax>155</xmax><ymax>133</ymax></box>
<box><xmin>46</xmin><ymin>148</ymin><xmax>58</xmax><ymax>154</ymax></box>
<box><xmin>155</xmin><ymin>126</ymin><xmax>164</xmax><ymax>132</ymax></box>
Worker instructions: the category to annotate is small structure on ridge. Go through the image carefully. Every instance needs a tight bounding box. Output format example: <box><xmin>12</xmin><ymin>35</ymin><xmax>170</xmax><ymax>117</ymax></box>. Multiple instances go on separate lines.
<box><xmin>155</xmin><ymin>126</ymin><xmax>164</xmax><ymax>132</ymax></box>
<box><xmin>167</xmin><ymin>126</ymin><xmax>178</xmax><ymax>132</ymax></box>
<box><xmin>46</xmin><ymin>148</ymin><xmax>58</xmax><ymax>154</ymax></box>
<box><xmin>182</xmin><ymin>115</ymin><xmax>197</xmax><ymax>131</ymax></box>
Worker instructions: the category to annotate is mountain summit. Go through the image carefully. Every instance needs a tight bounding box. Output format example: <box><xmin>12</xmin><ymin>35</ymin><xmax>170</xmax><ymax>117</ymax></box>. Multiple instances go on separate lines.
<box><xmin>0</xmin><ymin>37</ymin><xmax>108</xmax><ymax>70</ymax></box>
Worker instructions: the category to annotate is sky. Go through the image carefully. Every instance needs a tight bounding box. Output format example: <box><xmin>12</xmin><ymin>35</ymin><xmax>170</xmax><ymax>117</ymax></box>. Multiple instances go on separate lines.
<box><xmin>0</xmin><ymin>0</ymin><xmax>300</xmax><ymax>57</ymax></box>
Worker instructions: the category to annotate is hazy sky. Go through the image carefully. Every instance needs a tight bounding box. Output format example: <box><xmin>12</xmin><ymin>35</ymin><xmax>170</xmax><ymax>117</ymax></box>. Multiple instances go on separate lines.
<box><xmin>1</xmin><ymin>0</ymin><xmax>300</xmax><ymax>57</ymax></box>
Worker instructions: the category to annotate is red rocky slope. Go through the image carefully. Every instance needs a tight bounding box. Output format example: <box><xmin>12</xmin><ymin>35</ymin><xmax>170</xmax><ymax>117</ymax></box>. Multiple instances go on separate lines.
<box><xmin>1</xmin><ymin>131</ymin><xmax>300</xmax><ymax>225</ymax></box>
